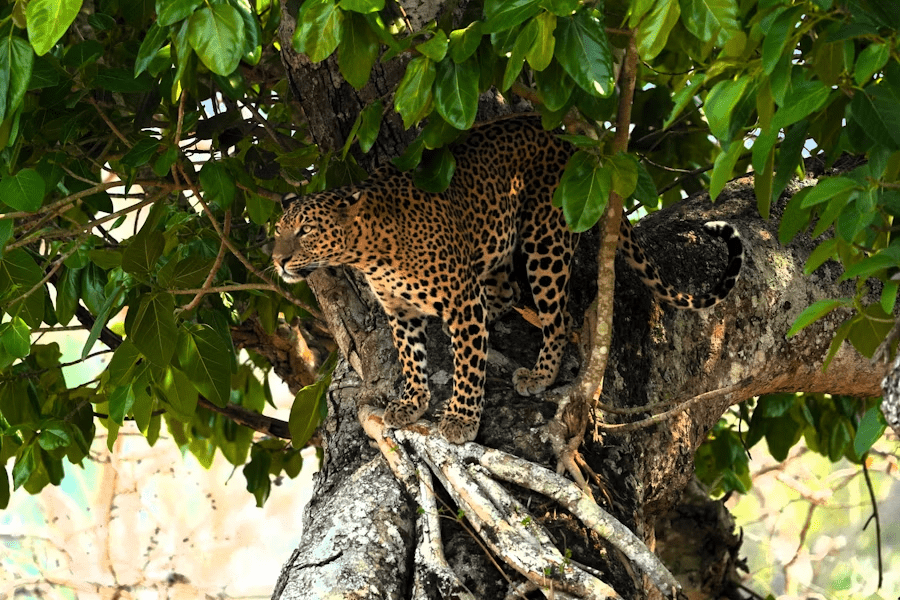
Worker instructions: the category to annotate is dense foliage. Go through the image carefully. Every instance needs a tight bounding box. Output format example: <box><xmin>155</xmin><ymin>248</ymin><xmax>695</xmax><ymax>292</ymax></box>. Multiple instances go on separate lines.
<box><xmin>0</xmin><ymin>0</ymin><xmax>897</xmax><ymax>513</ymax></box>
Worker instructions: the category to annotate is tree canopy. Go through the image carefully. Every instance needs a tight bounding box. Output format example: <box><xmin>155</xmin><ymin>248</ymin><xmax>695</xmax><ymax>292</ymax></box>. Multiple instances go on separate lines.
<box><xmin>1</xmin><ymin>0</ymin><xmax>898</xmax><ymax>596</ymax></box>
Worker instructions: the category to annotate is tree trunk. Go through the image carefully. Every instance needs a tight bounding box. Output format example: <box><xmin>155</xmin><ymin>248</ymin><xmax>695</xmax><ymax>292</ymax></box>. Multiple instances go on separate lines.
<box><xmin>271</xmin><ymin>8</ymin><xmax>885</xmax><ymax>599</ymax></box>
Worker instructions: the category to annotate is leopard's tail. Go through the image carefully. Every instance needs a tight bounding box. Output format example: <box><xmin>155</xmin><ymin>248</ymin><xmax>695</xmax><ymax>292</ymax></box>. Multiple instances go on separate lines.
<box><xmin>618</xmin><ymin>217</ymin><xmax>743</xmax><ymax>309</ymax></box>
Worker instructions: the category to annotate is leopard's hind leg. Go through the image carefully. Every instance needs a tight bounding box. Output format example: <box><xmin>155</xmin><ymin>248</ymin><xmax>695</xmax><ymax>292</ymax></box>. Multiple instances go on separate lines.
<box><xmin>512</xmin><ymin>207</ymin><xmax>577</xmax><ymax>396</ymax></box>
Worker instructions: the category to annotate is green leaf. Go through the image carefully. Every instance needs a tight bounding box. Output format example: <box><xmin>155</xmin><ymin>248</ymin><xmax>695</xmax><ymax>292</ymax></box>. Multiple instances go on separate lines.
<box><xmin>501</xmin><ymin>18</ymin><xmax>536</xmax><ymax>91</ymax></box>
<box><xmin>770</xmin><ymin>79</ymin><xmax>830</xmax><ymax>131</ymax></box>
<box><xmin>847</xmin><ymin>304</ymin><xmax>893</xmax><ymax>358</ymax></box>
<box><xmin>483</xmin><ymin>0</ymin><xmax>542</xmax><ymax>33</ymax></box>
<box><xmin>526</xmin><ymin>12</ymin><xmax>556</xmax><ymax>72</ymax></box>
<box><xmin>130</xmin><ymin>292</ymin><xmax>178</xmax><ymax>367</ymax></box>
<box><xmin>0</xmin><ymin>169</ymin><xmax>44</xmax><ymax>213</ymax></box>
<box><xmin>761</xmin><ymin>6</ymin><xmax>801</xmax><ymax>76</ymax></box>
<box><xmin>54</xmin><ymin>266</ymin><xmax>80</xmax><ymax>325</ymax></box>
<box><xmin>160</xmin><ymin>366</ymin><xmax>199</xmax><ymax>421</ymax></box>
<box><xmin>607</xmin><ymin>153</ymin><xmax>638</xmax><ymax>198</ymax></box>
<box><xmin>764</xmin><ymin>413</ymin><xmax>803</xmax><ymax>461</ymax></box>
<box><xmin>1</xmin><ymin>464</ymin><xmax>9</xmax><ymax>510</ymax></box>
<box><xmin>157</xmin><ymin>0</ymin><xmax>203</xmax><ymax>26</ymax></box>
<box><xmin>704</xmin><ymin>75</ymin><xmax>753</xmax><ymax>144</ymax></box>
<box><xmin>12</xmin><ymin>444</ymin><xmax>36</xmax><ymax>490</ymax></box>
<box><xmin>26</xmin><ymin>0</ymin><xmax>83</xmax><ymax>56</ymax></box>
<box><xmin>340</xmin><ymin>0</ymin><xmax>384</xmax><ymax>12</ymax></box>
<box><xmin>188</xmin><ymin>4</ymin><xmax>245</xmax><ymax>76</ymax></box>
<box><xmin>121</xmin><ymin>230</ymin><xmax>165</xmax><ymax>276</ymax></box>
<box><xmin>635</xmin><ymin>0</ymin><xmax>680</xmax><ymax>61</ymax></box>
<box><xmin>94</xmin><ymin>67</ymin><xmax>153</xmax><ymax>92</ymax></box>
<box><xmin>289</xmin><ymin>374</ymin><xmax>331</xmax><ymax>447</ymax></box>
<box><xmin>242</xmin><ymin>448</ymin><xmax>272</xmax><ymax>507</ymax></box>
<box><xmin>535</xmin><ymin>60</ymin><xmax>574</xmax><ymax>112</ymax></box>
<box><xmin>164</xmin><ymin>256</ymin><xmax>216</xmax><ymax>289</ymax></box>
<box><xmin>628</xmin><ymin>161</ymin><xmax>659</xmax><ymax>209</ymax></box>
<box><xmin>553</xmin><ymin>151</ymin><xmax>610</xmax><ymax>232</ymax></box>
<box><xmin>177</xmin><ymin>323</ymin><xmax>232</xmax><ymax>406</ymax></box>
<box><xmin>108</xmin><ymin>384</ymin><xmax>136</xmax><ymax>425</ymax></box>
<box><xmin>0</xmin><ymin>37</ymin><xmax>34</xmax><ymax>124</ymax></box>
<box><xmin>293</xmin><ymin>0</ymin><xmax>344</xmax><ymax>63</ymax></box>
<box><xmin>854</xmin><ymin>42</ymin><xmax>890</xmax><ymax>86</ymax></box>
<box><xmin>108</xmin><ymin>339</ymin><xmax>142</xmax><ymax>386</ymax></box>
<box><xmin>417</xmin><ymin>30</ymin><xmax>448</xmax><ymax>62</ymax></box>
<box><xmin>850</xmin><ymin>84</ymin><xmax>900</xmax><ymax>151</ymax></box>
<box><xmin>449</xmin><ymin>21</ymin><xmax>483</xmax><ymax>63</ymax></box>
<box><xmin>1</xmin><ymin>316</ymin><xmax>30</xmax><ymax>358</ymax></box>
<box><xmin>554</xmin><ymin>11</ymin><xmax>615</xmax><ymax>97</ymax></box>
<box><xmin>786</xmin><ymin>298</ymin><xmax>851</xmax><ymax>338</ymax></box>
<box><xmin>434</xmin><ymin>57</ymin><xmax>479</xmax><ymax>130</ymax></box>
<box><xmin>799</xmin><ymin>176</ymin><xmax>859</xmax><ymax>208</ymax></box>
<box><xmin>394</xmin><ymin>56</ymin><xmax>435</xmax><ymax>128</ymax></box>
<box><xmin>82</xmin><ymin>283</ymin><xmax>124</xmax><ymax>358</ymax></box>
<box><xmin>678</xmin><ymin>0</ymin><xmax>739</xmax><ymax>45</ymax></box>
<box><xmin>710</xmin><ymin>141</ymin><xmax>744</xmax><ymax>201</ymax></box>
<box><xmin>135</xmin><ymin>23</ymin><xmax>169</xmax><ymax>76</ymax></box>
<box><xmin>199</xmin><ymin>161</ymin><xmax>236</xmax><ymax>208</ymax></box>
<box><xmin>245</xmin><ymin>193</ymin><xmax>275</xmax><ymax>226</ymax></box>
<box><xmin>854</xmin><ymin>405</ymin><xmax>886</xmax><ymax>456</ymax></box>
<box><xmin>804</xmin><ymin>238</ymin><xmax>838</xmax><ymax>274</ymax></box>
<box><xmin>664</xmin><ymin>78</ymin><xmax>703</xmax><ymax>129</ymax></box>
<box><xmin>339</xmin><ymin>12</ymin><xmax>380</xmax><ymax>89</ymax></box>
<box><xmin>121</xmin><ymin>136</ymin><xmax>161</xmax><ymax>168</ymax></box>
<box><xmin>357</xmin><ymin>100</ymin><xmax>383</xmax><ymax>153</ymax></box>
<box><xmin>413</xmin><ymin>147</ymin><xmax>456</xmax><ymax>193</ymax></box>
<box><xmin>0</xmin><ymin>249</ymin><xmax>45</xmax><ymax>328</ymax></box>
<box><xmin>777</xmin><ymin>187</ymin><xmax>812</xmax><ymax>244</ymax></box>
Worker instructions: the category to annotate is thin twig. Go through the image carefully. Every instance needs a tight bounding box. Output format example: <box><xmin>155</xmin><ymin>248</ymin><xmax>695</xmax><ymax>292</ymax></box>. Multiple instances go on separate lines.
<box><xmin>180</xmin><ymin>210</ymin><xmax>232</xmax><ymax>312</ymax></box>
<box><xmin>595</xmin><ymin>379</ymin><xmax>752</xmax><ymax>432</ymax></box>
<box><xmin>861</xmin><ymin>459</ymin><xmax>884</xmax><ymax>589</ymax></box>
<box><xmin>176</xmin><ymin>164</ymin><xmax>323</xmax><ymax>320</ymax></box>
<box><xmin>88</xmin><ymin>96</ymin><xmax>130</xmax><ymax>146</ymax></box>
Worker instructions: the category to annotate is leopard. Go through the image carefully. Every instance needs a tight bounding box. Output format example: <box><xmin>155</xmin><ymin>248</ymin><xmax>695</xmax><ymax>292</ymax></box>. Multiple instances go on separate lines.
<box><xmin>272</xmin><ymin>115</ymin><xmax>744</xmax><ymax>444</ymax></box>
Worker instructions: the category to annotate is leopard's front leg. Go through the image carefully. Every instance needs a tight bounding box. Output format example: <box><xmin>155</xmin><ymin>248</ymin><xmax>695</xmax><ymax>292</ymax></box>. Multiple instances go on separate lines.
<box><xmin>382</xmin><ymin>309</ymin><xmax>432</xmax><ymax>430</ymax></box>
<box><xmin>439</xmin><ymin>288</ymin><xmax>488</xmax><ymax>444</ymax></box>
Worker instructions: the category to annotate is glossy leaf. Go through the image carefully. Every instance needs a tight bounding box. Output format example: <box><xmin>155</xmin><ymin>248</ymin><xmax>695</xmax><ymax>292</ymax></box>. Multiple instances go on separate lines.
<box><xmin>340</xmin><ymin>0</ymin><xmax>384</xmax><ymax>12</ymax></box>
<box><xmin>135</xmin><ymin>23</ymin><xmax>169</xmax><ymax>76</ymax></box>
<box><xmin>199</xmin><ymin>161</ymin><xmax>237</xmax><ymax>208</ymax></box>
<box><xmin>434</xmin><ymin>57</ymin><xmax>479</xmax><ymax>130</ymax></box>
<box><xmin>553</xmin><ymin>151</ymin><xmax>609</xmax><ymax>232</ymax></box>
<box><xmin>289</xmin><ymin>374</ymin><xmax>332</xmax><ymax>448</ymax></box>
<box><xmin>786</xmin><ymin>298</ymin><xmax>851</xmax><ymax>338</ymax></box>
<box><xmin>130</xmin><ymin>292</ymin><xmax>178</xmax><ymax>367</ymax></box>
<box><xmin>0</xmin><ymin>169</ymin><xmax>44</xmax><ymax>212</ymax></box>
<box><xmin>394</xmin><ymin>56</ymin><xmax>435</xmax><ymax>128</ymax></box>
<box><xmin>177</xmin><ymin>323</ymin><xmax>232</xmax><ymax>407</ymax></box>
<box><xmin>339</xmin><ymin>12</ymin><xmax>380</xmax><ymax>89</ymax></box>
<box><xmin>417</xmin><ymin>30</ymin><xmax>448</xmax><ymax>62</ymax></box>
<box><xmin>483</xmin><ymin>0</ymin><xmax>541</xmax><ymax>33</ymax></box>
<box><xmin>293</xmin><ymin>0</ymin><xmax>344</xmax><ymax>63</ymax></box>
<box><xmin>554</xmin><ymin>11</ymin><xmax>614</xmax><ymax>97</ymax></box>
<box><xmin>188</xmin><ymin>4</ymin><xmax>245</xmax><ymax>76</ymax></box>
<box><xmin>0</xmin><ymin>249</ymin><xmax>45</xmax><ymax>328</ymax></box>
<box><xmin>634</xmin><ymin>0</ymin><xmax>680</xmax><ymax>60</ymax></box>
<box><xmin>122</xmin><ymin>230</ymin><xmax>165</xmax><ymax>276</ymax></box>
<box><xmin>526</xmin><ymin>12</ymin><xmax>556</xmax><ymax>71</ymax></box>
<box><xmin>160</xmin><ymin>366</ymin><xmax>199</xmax><ymax>421</ymax></box>
<box><xmin>0</xmin><ymin>37</ymin><xmax>34</xmax><ymax>124</ymax></box>
<box><xmin>449</xmin><ymin>21</ymin><xmax>484</xmax><ymax>63</ymax></box>
<box><xmin>854</xmin><ymin>406</ymin><xmax>886</xmax><ymax>457</ymax></box>
<box><xmin>157</xmin><ymin>0</ymin><xmax>203</xmax><ymax>26</ymax></box>
<box><xmin>26</xmin><ymin>0</ymin><xmax>83</xmax><ymax>56</ymax></box>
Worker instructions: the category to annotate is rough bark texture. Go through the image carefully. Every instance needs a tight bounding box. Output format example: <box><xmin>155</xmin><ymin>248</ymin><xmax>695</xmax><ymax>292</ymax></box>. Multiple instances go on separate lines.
<box><xmin>271</xmin><ymin>6</ymin><xmax>885</xmax><ymax>598</ymax></box>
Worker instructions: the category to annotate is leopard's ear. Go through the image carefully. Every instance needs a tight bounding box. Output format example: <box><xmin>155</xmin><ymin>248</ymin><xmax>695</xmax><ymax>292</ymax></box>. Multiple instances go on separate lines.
<box><xmin>281</xmin><ymin>192</ymin><xmax>300</xmax><ymax>210</ymax></box>
<box><xmin>335</xmin><ymin>191</ymin><xmax>363</xmax><ymax>228</ymax></box>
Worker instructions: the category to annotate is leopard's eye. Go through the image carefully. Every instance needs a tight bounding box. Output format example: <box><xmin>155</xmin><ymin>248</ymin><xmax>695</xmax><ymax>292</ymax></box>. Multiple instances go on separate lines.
<box><xmin>301</xmin><ymin>224</ymin><xmax>314</xmax><ymax>235</ymax></box>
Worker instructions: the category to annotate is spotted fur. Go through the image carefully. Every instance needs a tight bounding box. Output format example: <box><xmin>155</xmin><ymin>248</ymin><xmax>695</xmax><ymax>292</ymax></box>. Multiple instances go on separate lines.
<box><xmin>272</xmin><ymin>116</ymin><xmax>743</xmax><ymax>443</ymax></box>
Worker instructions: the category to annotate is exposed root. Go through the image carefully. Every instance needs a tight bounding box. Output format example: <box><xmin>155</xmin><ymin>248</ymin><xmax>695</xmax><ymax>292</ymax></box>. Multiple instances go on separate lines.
<box><xmin>359</xmin><ymin>406</ymin><xmax>680</xmax><ymax>600</ymax></box>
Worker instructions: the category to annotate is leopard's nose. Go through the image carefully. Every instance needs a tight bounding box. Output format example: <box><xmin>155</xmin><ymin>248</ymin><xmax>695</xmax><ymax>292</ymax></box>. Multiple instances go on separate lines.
<box><xmin>273</xmin><ymin>256</ymin><xmax>287</xmax><ymax>271</ymax></box>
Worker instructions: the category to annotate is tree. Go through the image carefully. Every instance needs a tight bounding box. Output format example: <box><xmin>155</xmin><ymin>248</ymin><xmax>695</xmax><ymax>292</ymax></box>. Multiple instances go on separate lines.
<box><xmin>1</xmin><ymin>0</ymin><xmax>897</xmax><ymax>598</ymax></box>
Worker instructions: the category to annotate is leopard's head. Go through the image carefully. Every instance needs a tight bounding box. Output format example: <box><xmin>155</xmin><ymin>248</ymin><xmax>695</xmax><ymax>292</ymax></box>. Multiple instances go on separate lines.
<box><xmin>272</xmin><ymin>191</ymin><xmax>362</xmax><ymax>283</ymax></box>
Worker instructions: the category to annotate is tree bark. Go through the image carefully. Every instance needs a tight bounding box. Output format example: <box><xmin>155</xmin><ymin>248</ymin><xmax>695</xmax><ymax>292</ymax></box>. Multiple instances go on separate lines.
<box><xmin>271</xmin><ymin>6</ymin><xmax>885</xmax><ymax>599</ymax></box>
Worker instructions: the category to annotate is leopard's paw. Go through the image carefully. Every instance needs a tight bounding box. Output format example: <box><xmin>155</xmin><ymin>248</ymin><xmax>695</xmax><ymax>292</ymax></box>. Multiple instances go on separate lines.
<box><xmin>383</xmin><ymin>399</ymin><xmax>427</xmax><ymax>429</ymax></box>
<box><xmin>512</xmin><ymin>367</ymin><xmax>550</xmax><ymax>396</ymax></box>
<box><xmin>439</xmin><ymin>412</ymin><xmax>479</xmax><ymax>444</ymax></box>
